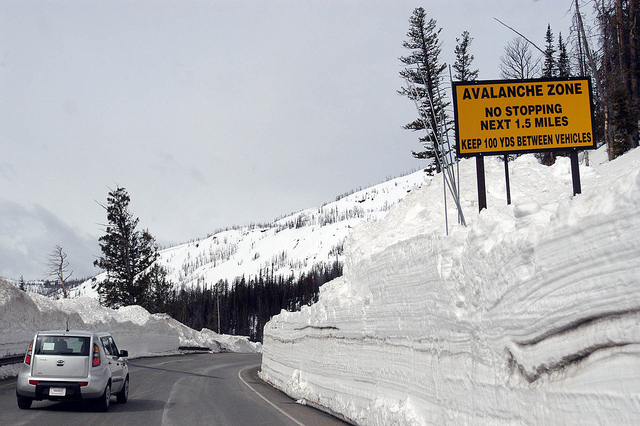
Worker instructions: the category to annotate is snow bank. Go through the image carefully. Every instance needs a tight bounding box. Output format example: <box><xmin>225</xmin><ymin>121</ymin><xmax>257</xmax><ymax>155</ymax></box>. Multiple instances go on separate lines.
<box><xmin>0</xmin><ymin>281</ymin><xmax>260</xmax><ymax>379</ymax></box>
<box><xmin>260</xmin><ymin>148</ymin><xmax>640</xmax><ymax>425</ymax></box>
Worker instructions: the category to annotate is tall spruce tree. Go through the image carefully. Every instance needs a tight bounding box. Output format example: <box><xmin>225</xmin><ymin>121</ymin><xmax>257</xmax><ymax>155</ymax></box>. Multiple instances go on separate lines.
<box><xmin>557</xmin><ymin>32</ymin><xmax>571</xmax><ymax>77</ymax></box>
<box><xmin>94</xmin><ymin>186</ymin><xmax>159</xmax><ymax>308</ymax></box>
<box><xmin>399</xmin><ymin>7</ymin><xmax>449</xmax><ymax>175</ymax></box>
<box><xmin>542</xmin><ymin>24</ymin><xmax>556</xmax><ymax>77</ymax></box>
<box><xmin>453</xmin><ymin>31</ymin><xmax>479</xmax><ymax>82</ymax></box>
<box><xmin>140</xmin><ymin>263</ymin><xmax>173</xmax><ymax>314</ymax></box>
<box><xmin>539</xmin><ymin>25</ymin><xmax>559</xmax><ymax>165</ymax></box>
<box><xmin>597</xmin><ymin>0</ymin><xmax>640</xmax><ymax>157</ymax></box>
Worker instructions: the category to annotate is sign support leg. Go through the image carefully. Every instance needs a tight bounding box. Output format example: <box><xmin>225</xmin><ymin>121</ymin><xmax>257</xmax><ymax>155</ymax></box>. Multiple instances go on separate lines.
<box><xmin>504</xmin><ymin>156</ymin><xmax>511</xmax><ymax>205</ymax></box>
<box><xmin>570</xmin><ymin>151</ymin><xmax>581</xmax><ymax>195</ymax></box>
<box><xmin>476</xmin><ymin>156</ymin><xmax>487</xmax><ymax>212</ymax></box>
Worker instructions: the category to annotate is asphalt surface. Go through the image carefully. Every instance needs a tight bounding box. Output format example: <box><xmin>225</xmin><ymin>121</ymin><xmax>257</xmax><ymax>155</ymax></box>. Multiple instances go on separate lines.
<box><xmin>1</xmin><ymin>352</ymin><xmax>349</xmax><ymax>425</ymax></box>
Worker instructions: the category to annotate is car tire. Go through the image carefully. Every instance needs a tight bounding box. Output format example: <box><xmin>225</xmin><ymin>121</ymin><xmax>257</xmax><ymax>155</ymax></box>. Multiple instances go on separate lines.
<box><xmin>16</xmin><ymin>394</ymin><xmax>33</xmax><ymax>409</ymax></box>
<box><xmin>116</xmin><ymin>375</ymin><xmax>129</xmax><ymax>403</ymax></box>
<box><xmin>96</xmin><ymin>383</ymin><xmax>111</xmax><ymax>412</ymax></box>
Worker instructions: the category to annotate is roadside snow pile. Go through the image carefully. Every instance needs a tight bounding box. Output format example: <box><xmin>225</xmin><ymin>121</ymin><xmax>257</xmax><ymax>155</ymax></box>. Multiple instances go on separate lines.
<box><xmin>260</xmin><ymin>147</ymin><xmax>640</xmax><ymax>425</ymax></box>
<box><xmin>0</xmin><ymin>280</ymin><xmax>260</xmax><ymax>379</ymax></box>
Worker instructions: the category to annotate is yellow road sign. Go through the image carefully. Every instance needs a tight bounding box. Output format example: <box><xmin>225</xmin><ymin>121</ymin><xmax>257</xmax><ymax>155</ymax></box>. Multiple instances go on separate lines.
<box><xmin>453</xmin><ymin>77</ymin><xmax>595</xmax><ymax>157</ymax></box>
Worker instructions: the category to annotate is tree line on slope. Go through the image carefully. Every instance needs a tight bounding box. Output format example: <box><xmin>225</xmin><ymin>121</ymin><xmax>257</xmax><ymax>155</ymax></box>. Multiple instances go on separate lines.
<box><xmin>164</xmin><ymin>261</ymin><xmax>343</xmax><ymax>342</ymax></box>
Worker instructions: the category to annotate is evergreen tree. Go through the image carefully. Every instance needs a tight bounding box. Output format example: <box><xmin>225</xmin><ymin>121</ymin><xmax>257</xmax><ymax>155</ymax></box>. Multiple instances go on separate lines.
<box><xmin>542</xmin><ymin>24</ymin><xmax>556</xmax><ymax>77</ymax></box>
<box><xmin>597</xmin><ymin>0</ymin><xmax>640</xmax><ymax>157</ymax></box>
<box><xmin>557</xmin><ymin>32</ymin><xmax>571</xmax><ymax>77</ymax></box>
<box><xmin>538</xmin><ymin>25</ymin><xmax>559</xmax><ymax>165</ymax></box>
<box><xmin>139</xmin><ymin>263</ymin><xmax>173</xmax><ymax>313</ymax></box>
<box><xmin>453</xmin><ymin>31</ymin><xmax>478</xmax><ymax>82</ymax></box>
<box><xmin>94</xmin><ymin>186</ymin><xmax>160</xmax><ymax>308</ymax></box>
<box><xmin>398</xmin><ymin>7</ymin><xmax>449</xmax><ymax>175</ymax></box>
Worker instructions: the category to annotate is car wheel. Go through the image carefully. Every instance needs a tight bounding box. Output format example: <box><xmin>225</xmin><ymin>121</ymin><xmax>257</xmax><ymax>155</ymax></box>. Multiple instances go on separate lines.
<box><xmin>96</xmin><ymin>383</ymin><xmax>111</xmax><ymax>412</ymax></box>
<box><xmin>116</xmin><ymin>376</ymin><xmax>129</xmax><ymax>403</ymax></box>
<box><xmin>16</xmin><ymin>394</ymin><xmax>33</xmax><ymax>409</ymax></box>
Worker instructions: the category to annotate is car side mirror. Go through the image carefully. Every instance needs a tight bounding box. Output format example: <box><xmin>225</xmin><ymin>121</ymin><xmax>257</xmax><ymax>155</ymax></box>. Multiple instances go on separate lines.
<box><xmin>119</xmin><ymin>350</ymin><xmax>128</xmax><ymax>358</ymax></box>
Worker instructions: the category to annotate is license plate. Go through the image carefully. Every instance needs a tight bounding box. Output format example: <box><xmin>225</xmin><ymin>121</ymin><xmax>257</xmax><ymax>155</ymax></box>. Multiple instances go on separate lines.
<box><xmin>49</xmin><ymin>387</ymin><xmax>66</xmax><ymax>396</ymax></box>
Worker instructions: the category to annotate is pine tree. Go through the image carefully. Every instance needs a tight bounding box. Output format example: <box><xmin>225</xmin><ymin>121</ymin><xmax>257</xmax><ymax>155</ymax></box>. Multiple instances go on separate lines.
<box><xmin>139</xmin><ymin>263</ymin><xmax>173</xmax><ymax>313</ymax></box>
<box><xmin>94</xmin><ymin>186</ymin><xmax>159</xmax><ymax>308</ymax></box>
<box><xmin>542</xmin><ymin>24</ymin><xmax>556</xmax><ymax>77</ymax></box>
<box><xmin>453</xmin><ymin>31</ymin><xmax>479</xmax><ymax>82</ymax></box>
<box><xmin>539</xmin><ymin>25</ymin><xmax>558</xmax><ymax>165</ymax></box>
<box><xmin>556</xmin><ymin>32</ymin><xmax>571</xmax><ymax>77</ymax></box>
<box><xmin>529</xmin><ymin>29</ymin><xmax>572</xmax><ymax>166</ymax></box>
<box><xmin>399</xmin><ymin>7</ymin><xmax>449</xmax><ymax>175</ymax></box>
<box><xmin>597</xmin><ymin>0</ymin><xmax>640</xmax><ymax>157</ymax></box>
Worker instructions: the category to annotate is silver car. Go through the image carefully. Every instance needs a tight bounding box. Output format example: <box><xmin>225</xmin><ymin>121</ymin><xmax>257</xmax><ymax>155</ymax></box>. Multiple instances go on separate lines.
<box><xmin>16</xmin><ymin>330</ymin><xmax>129</xmax><ymax>411</ymax></box>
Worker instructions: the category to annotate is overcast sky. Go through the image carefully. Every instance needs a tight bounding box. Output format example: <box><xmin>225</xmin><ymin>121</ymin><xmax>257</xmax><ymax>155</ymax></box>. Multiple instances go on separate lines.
<box><xmin>0</xmin><ymin>0</ymin><xmax>588</xmax><ymax>279</ymax></box>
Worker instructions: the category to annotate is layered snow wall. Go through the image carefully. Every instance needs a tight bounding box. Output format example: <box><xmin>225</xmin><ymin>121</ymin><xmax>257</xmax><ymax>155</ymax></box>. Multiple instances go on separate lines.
<box><xmin>260</xmin><ymin>148</ymin><xmax>640</xmax><ymax>425</ymax></box>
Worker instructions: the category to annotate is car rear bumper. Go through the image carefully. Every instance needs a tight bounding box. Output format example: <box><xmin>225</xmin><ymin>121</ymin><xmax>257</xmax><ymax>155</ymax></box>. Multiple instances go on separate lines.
<box><xmin>16</xmin><ymin>365</ymin><xmax>109</xmax><ymax>400</ymax></box>
<box><xmin>34</xmin><ymin>381</ymin><xmax>84</xmax><ymax>400</ymax></box>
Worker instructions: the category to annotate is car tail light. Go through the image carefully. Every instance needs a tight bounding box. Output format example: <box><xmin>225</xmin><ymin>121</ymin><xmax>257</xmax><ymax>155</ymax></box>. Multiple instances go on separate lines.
<box><xmin>92</xmin><ymin>344</ymin><xmax>101</xmax><ymax>367</ymax></box>
<box><xmin>24</xmin><ymin>343</ymin><xmax>33</xmax><ymax>365</ymax></box>
<box><xmin>29</xmin><ymin>380</ymin><xmax>39</xmax><ymax>385</ymax></box>
<box><xmin>79</xmin><ymin>382</ymin><xmax>88</xmax><ymax>387</ymax></box>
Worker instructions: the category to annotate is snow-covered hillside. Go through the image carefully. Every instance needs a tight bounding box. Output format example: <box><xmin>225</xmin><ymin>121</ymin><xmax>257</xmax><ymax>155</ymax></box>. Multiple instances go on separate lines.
<box><xmin>260</xmin><ymin>147</ymin><xmax>640</xmax><ymax>425</ymax></box>
<box><xmin>0</xmin><ymin>278</ymin><xmax>260</xmax><ymax>379</ymax></box>
<box><xmin>71</xmin><ymin>171</ymin><xmax>429</xmax><ymax>298</ymax></box>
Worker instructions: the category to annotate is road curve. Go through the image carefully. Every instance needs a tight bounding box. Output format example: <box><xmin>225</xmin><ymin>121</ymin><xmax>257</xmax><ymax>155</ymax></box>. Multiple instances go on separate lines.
<box><xmin>0</xmin><ymin>352</ymin><xmax>348</xmax><ymax>425</ymax></box>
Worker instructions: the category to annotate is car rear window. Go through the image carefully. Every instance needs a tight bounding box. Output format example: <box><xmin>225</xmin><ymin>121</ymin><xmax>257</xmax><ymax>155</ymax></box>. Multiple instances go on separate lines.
<box><xmin>35</xmin><ymin>336</ymin><xmax>90</xmax><ymax>356</ymax></box>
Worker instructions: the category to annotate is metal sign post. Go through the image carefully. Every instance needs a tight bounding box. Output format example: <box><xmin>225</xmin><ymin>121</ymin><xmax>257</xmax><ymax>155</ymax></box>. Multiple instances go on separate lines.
<box><xmin>476</xmin><ymin>157</ymin><xmax>487</xmax><ymax>212</ymax></box>
<box><xmin>570</xmin><ymin>151</ymin><xmax>581</xmax><ymax>195</ymax></box>
<box><xmin>504</xmin><ymin>156</ymin><xmax>512</xmax><ymax>205</ymax></box>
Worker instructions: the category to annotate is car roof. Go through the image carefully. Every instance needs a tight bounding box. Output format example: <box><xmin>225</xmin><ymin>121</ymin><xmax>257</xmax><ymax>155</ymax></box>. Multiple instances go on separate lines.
<box><xmin>36</xmin><ymin>330</ymin><xmax>111</xmax><ymax>338</ymax></box>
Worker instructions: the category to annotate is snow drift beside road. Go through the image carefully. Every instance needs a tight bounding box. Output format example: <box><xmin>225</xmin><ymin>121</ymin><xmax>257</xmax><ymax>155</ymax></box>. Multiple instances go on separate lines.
<box><xmin>260</xmin><ymin>147</ymin><xmax>640</xmax><ymax>425</ymax></box>
<box><xmin>0</xmin><ymin>281</ymin><xmax>260</xmax><ymax>379</ymax></box>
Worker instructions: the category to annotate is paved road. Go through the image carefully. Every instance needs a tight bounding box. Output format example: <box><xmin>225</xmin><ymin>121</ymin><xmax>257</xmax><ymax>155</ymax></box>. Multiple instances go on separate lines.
<box><xmin>0</xmin><ymin>352</ymin><xmax>348</xmax><ymax>425</ymax></box>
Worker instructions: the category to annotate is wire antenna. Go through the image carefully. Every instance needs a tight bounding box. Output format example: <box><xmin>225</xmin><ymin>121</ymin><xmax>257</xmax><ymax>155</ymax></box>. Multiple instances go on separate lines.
<box><xmin>494</xmin><ymin>17</ymin><xmax>545</xmax><ymax>54</ymax></box>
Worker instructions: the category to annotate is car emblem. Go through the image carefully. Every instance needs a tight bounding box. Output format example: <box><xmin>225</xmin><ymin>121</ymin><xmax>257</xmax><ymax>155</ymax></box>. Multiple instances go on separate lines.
<box><xmin>56</xmin><ymin>360</ymin><xmax>65</xmax><ymax>366</ymax></box>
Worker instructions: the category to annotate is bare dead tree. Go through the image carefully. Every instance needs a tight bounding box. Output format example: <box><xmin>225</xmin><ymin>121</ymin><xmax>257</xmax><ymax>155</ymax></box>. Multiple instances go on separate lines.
<box><xmin>47</xmin><ymin>245</ymin><xmax>72</xmax><ymax>298</ymax></box>
<box><xmin>499</xmin><ymin>37</ymin><xmax>541</xmax><ymax>79</ymax></box>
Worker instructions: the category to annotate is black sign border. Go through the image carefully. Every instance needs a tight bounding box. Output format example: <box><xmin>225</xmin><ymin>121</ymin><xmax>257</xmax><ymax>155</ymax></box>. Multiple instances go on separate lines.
<box><xmin>452</xmin><ymin>76</ymin><xmax>596</xmax><ymax>158</ymax></box>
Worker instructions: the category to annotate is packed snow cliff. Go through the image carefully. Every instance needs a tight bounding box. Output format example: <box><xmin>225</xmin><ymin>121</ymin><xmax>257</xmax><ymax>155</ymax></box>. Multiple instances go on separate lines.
<box><xmin>260</xmin><ymin>147</ymin><xmax>640</xmax><ymax>425</ymax></box>
<box><xmin>0</xmin><ymin>282</ymin><xmax>260</xmax><ymax>379</ymax></box>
